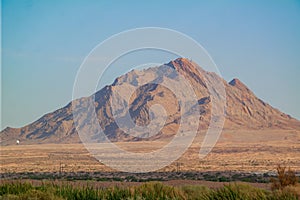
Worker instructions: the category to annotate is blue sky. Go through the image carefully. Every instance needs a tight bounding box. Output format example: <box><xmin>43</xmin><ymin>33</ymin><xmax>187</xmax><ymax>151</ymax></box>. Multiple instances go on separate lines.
<box><xmin>1</xmin><ymin>0</ymin><xmax>300</xmax><ymax>130</ymax></box>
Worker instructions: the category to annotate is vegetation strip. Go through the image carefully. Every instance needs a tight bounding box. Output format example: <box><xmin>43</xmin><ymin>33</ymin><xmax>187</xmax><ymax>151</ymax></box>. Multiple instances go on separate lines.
<box><xmin>1</xmin><ymin>181</ymin><xmax>299</xmax><ymax>200</ymax></box>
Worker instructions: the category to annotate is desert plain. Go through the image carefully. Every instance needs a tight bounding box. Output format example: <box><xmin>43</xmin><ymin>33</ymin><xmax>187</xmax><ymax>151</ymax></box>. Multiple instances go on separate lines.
<box><xmin>1</xmin><ymin>129</ymin><xmax>299</xmax><ymax>174</ymax></box>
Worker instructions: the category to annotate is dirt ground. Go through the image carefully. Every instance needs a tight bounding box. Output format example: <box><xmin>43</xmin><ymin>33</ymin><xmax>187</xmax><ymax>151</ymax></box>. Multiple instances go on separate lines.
<box><xmin>1</xmin><ymin>129</ymin><xmax>299</xmax><ymax>174</ymax></box>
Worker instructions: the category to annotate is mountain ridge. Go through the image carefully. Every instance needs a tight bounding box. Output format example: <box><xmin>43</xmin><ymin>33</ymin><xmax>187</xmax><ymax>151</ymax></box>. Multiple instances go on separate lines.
<box><xmin>1</xmin><ymin>58</ymin><xmax>299</xmax><ymax>145</ymax></box>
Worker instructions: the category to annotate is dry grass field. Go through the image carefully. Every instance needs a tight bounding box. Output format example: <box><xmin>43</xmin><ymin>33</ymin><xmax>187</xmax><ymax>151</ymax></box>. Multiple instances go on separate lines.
<box><xmin>1</xmin><ymin>130</ymin><xmax>299</xmax><ymax>174</ymax></box>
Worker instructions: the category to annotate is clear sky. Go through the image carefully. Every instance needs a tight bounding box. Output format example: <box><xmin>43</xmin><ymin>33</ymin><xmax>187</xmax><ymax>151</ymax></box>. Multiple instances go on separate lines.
<box><xmin>1</xmin><ymin>0</ymin><xmax>300</xmax><ymax>130</ymax></box>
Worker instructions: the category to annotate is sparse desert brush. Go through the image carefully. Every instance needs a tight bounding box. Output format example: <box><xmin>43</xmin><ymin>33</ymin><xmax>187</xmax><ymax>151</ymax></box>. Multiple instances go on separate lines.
<box><xmin>134</xmin><ymin>182</ymin><xmax>186</xmax><ymax>200</ymax></box>
<box><xmin>210</xmin><ymin>183</ymin><xmax>270</xmax><ymax>200</ymax></box>
<box><xmin>271</xmin><ymin>164</ymin><xmax>299</xmax><ymax>191</ymax></box>
<box><xmin>181</xmin><ymin>185</ymin><xmax>211</xmax><ymax>199</ymax></box>
<box><xmin>271</xmin><ymin>185</ymin><xmax>300</xmax><ymax>200</ymax></box>
<box><xmin>283</xmin><ymin>185</ymin><xmax>300</xmax><ymax>199</ymax></box>
<box><xmin>0</xmin><ymin>182</ymin><xmax>64</xmax><ymax>200</ymax></box>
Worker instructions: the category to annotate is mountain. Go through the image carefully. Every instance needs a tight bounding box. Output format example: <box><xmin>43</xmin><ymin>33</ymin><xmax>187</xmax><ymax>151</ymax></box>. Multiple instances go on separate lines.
<box><xmin>1</xmin><ymin>58</ymin><xmax>300</xmax><ymax>145</ymax></box>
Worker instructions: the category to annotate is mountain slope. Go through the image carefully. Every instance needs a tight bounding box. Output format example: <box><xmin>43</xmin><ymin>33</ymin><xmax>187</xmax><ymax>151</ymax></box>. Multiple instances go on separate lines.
<box><xmin>1</xmin><ymin>58</ymin><xmax>299</xmax><ymax>145</ymax></box>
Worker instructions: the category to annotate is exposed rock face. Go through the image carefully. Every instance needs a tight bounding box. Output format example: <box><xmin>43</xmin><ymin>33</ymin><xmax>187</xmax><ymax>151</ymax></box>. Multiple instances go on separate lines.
<box><xmin>1</xmin><ymin>58</ymin><xmax>299</xmax><ymax>145</ymax></box>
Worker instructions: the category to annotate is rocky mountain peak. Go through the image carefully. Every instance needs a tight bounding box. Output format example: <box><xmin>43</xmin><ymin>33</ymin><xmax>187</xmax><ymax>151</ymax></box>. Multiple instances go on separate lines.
<box><xmin>167</xmin><ymin>58</ymin><xmax>203</xmax><ymax>74</ymax></box>
<box><xmin>1</xmin><ymin>58</ymin><xmax>299</xmax><ymax>145</ymax></box>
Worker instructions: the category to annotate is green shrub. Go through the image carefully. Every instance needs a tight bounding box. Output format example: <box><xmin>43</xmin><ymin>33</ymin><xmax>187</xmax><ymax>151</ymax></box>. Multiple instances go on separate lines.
<box><xmin>0</xmin><ymin>182</ymin><xmax>33</xmax><ymax>196</ymax></box>
<box><xmin>134</xmin><ymin>182</ymin><xmax>186</xmax><ymax>200</ymax></box>
<box><xmin>210</xmin><ymin>183</ymin><xmax>269</xmax><ymax>200</ymax></box>
<box><xmin>0</xmin><ymin>188</ymin><xmax>64</xmax><ymax>200</ymax></box>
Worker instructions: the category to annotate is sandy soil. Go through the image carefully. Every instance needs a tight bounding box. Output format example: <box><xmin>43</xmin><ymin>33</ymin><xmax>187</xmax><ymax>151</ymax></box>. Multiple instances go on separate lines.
<box><xmin>1</xmin><ymin>130</ymin><xmax>299</xmax><ymax>174</ymax></box>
